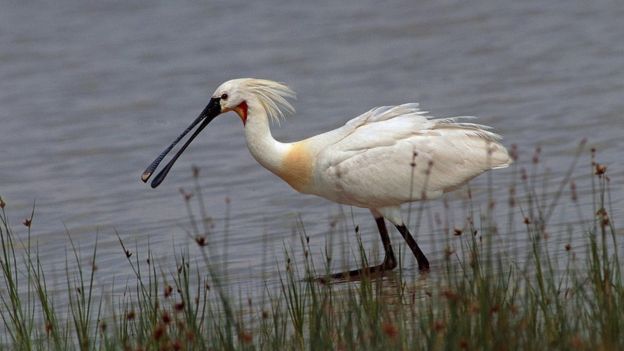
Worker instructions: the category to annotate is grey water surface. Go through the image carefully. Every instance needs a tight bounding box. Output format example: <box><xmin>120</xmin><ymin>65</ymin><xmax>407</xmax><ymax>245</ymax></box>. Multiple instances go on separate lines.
<box><xmin>1</xmin><ymin>0</ymin><xmax>623</xmax><ymax>296</ymax></box>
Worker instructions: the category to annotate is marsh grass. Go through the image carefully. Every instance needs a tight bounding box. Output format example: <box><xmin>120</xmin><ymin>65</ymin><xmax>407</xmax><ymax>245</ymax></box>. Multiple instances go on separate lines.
<box><xmin>0</xmin><ymin>144</ymin><xmax>622</xmax><ymax>350</ymax></box>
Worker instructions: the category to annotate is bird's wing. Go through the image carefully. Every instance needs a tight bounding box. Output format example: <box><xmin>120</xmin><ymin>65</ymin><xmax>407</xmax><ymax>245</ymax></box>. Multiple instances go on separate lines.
<box><xmin>308</xmin><ymin>103</ymin><xmax>432</xmax><ymax>146</ymax></box>
<box><xmin>312</xmin><ymin>104</ymin><xmax>510</xmax><ymax>208</ymax></box>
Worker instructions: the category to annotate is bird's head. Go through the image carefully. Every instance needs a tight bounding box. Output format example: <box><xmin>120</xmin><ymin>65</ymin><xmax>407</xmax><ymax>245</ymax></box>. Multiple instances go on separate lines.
<box><xmin>140</xmin><ymin>78</ymin><xmax>295</xmax><ymax>188</ymax></box>
<box><xmin>213</xmin><ymin>78</ymin><xmax>295</xmax><ymax>125</ymax></box>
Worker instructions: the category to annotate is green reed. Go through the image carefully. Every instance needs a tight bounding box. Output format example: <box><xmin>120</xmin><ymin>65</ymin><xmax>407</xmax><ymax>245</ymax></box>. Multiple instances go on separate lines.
<box><xmin>0</xmin><ymin>144</ymin><xmax>621</xmax><ymax>350</ymax></box>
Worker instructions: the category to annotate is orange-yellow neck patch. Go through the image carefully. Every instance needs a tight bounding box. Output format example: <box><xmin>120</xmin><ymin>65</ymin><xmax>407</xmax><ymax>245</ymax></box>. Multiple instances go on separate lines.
<box><xmin>280</xmin><ymin>142</ymin><xmax>313</xmax><ymax>193</ymax></box>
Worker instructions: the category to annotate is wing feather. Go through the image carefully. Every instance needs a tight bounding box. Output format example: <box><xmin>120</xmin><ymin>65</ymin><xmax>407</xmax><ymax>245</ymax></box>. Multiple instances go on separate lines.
<box><xmin>310</xmin><ymin>104</ymin><xmax>511</xmax><ymax>207</ymax></box>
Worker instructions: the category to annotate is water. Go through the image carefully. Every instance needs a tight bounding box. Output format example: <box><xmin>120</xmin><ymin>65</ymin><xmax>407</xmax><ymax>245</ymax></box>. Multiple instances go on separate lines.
<box><xmin>1</xmin><ymin>0</ymin><xmax>623</xmax><ymax>296</ymax></box>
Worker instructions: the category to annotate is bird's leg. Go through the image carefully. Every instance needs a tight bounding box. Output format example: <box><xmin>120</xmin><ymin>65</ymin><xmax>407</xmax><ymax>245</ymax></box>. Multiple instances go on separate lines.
<box><xmin>375</xmin><ymin>216</ymin><xmax>397</xmax><ymax>270</ymax></box>
<box><xmin>324</xmin><ymin>217</ymin><xmax>397</xmax><ymax>282</ymax></box>
<box><xmin>395</xmin><ymin>224</ymin><xmax>430</xmax><ymax>271</ymax></box>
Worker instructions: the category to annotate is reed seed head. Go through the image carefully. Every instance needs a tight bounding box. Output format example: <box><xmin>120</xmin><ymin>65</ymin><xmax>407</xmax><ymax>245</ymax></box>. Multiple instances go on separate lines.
<box><xmin>126</xmin><ymin>309</ymin><xmax>136</xmax><ymax>320</ymax></box>
<box><xmin>239</xmin><ymin>331</ymin><xmax>253</xmax><ymax>344</ymax></box>
<box><xmin>570</xmin><ymin>335</ymin><xmax>584</xmax><ymax>349</ymax></box>
<box><xmin>179</xmin><ymin>188</ymin><xmax>193</xmax><ymax>201</ymax></box>
<box><xmin>152</xmin><ymin>323</ymin><xmax>165</xmax><ymax>341</ymax></box>
<box><xmin>433</xmin><ymin>320</ymin><xmax>445</xmax><ymax>332</ymax></box>
<box><xmin>511</xmin><ymin>144</ymin><xmax>518</xmax><ymax>161</ymax></box>
<box><xmin>532</xmin><ymin>146</ymin><xmax>541</xmax><ymax>164</ymax></box>
<box><xmin>595</xmin><ymin>163</ymin><xmax>607</xmax><ymax>176</ymax></box>
<box><xmin>382</xmin><ymin>322</ymin><xmax>399</xmax><ymax>339</ymax></box>
<box><xmin>195</xmin><ymin>236</ymin><xmax>207</xmax><ymax>247</ymax></box>
<box><xmin>172</xmin><ymin>340</ymin><xmax>182</xmax><ymax>351</ymax></box>
<box><xmin>521</xmin><ymin>168</ymin><xmax>528</xmax><ymax>181</ymax></box>
<box><xmin>441</xmin><ymin>290</ymin><xmax>459</xmax><ymax>302</ymax></box>
<box><xmin>596</xmin><ymin>208</ymin><xmax>609</xmax><ymax>227</ymax></box>
<box><xmin>162</xmin><ymin>311</ymin><xmax>171</xmax><ymax>324</ymax></box>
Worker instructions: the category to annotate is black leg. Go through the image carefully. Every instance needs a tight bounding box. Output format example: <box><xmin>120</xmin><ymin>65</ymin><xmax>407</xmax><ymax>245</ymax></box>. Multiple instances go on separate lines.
<box><xmin>375</xmin><ymin>216</ymin><xmax>397</xmax><ymax>270</ymax></box>
<box><xmin>395</xmin><ymin>224</ymin><xmax>430</xmax><ymax>271</ymax></box>
<box><xmin>321</xmin><ymin>216</ymin><xmax>397</xmax><ymax>282</ymax></box>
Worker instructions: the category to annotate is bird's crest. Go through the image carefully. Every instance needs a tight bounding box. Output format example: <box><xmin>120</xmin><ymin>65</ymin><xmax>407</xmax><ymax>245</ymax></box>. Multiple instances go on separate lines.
<box><xmin>237</xmin><ymin>79</ymin><xmax>296</xmax><ymax>124</ymax></box>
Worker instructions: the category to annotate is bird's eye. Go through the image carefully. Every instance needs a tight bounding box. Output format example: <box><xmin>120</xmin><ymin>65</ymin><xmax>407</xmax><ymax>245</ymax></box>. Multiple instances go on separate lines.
<box><xmin>221</xmin><ymin>93</ymin><xmax>228</xmax><ymax>100</ymax></box>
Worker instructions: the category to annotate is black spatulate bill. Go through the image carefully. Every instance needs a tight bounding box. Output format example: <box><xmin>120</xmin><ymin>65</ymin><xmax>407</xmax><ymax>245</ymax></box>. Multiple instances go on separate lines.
<box><xmin>141</xmin><ymin>97</ymin><xmax>221</xmax><ymax>187</ymax></box>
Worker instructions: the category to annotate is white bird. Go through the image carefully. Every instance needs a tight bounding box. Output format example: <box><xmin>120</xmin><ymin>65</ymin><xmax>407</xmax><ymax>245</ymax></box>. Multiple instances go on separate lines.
<box><xmin>141</xmin><ymin>78</ymin><xmax>511</xmax><ymax>280</ymax></box>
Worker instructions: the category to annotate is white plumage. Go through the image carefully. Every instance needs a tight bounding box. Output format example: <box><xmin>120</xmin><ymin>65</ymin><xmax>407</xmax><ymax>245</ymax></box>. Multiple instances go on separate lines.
<box><xmin>306</xmin><ymin>103</ymin><xmax>510</xmax><ymax>216</ymax></box>
<box><xmin>143</xmin><ymin>78</ymin><xmax>511</xmax><ymax>278</ymax></box>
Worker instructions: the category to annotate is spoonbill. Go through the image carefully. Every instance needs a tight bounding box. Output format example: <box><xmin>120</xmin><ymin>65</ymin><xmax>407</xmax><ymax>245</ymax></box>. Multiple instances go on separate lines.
<box><xmin>141</xmin><ymin>78</ymin><xmax>511</xmax><ymax>280</ymax></box>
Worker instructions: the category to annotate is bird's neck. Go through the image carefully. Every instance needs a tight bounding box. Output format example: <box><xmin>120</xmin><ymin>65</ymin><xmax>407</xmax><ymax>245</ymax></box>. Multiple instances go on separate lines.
<box><xmin>243</xmin><ymin>98</ymin><xmax>315</xmax><ymax>193</ymax></box>
<box><xmin>243</xmin><ymin>99</ymin><xmax>290</xmax><ymax>176</ymax></box>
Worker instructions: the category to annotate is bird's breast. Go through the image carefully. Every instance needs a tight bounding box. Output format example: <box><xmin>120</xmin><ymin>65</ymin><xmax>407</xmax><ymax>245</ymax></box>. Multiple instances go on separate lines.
<box><xmin>279</xmin><ymin>142</ymin><xmax>314</xmax><ymax>193</ymax></box>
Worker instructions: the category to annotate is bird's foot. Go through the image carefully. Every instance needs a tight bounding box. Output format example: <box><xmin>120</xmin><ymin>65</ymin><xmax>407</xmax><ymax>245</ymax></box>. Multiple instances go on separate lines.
<box><xmin>314</xmin><ymin>257</ymin><xmax>397</xmax><ymax>284</ymax></box>
<box><xmin>417</xmin><ymin>257</ymin><xmax>430</xmax><ymax>272</ymax></box>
